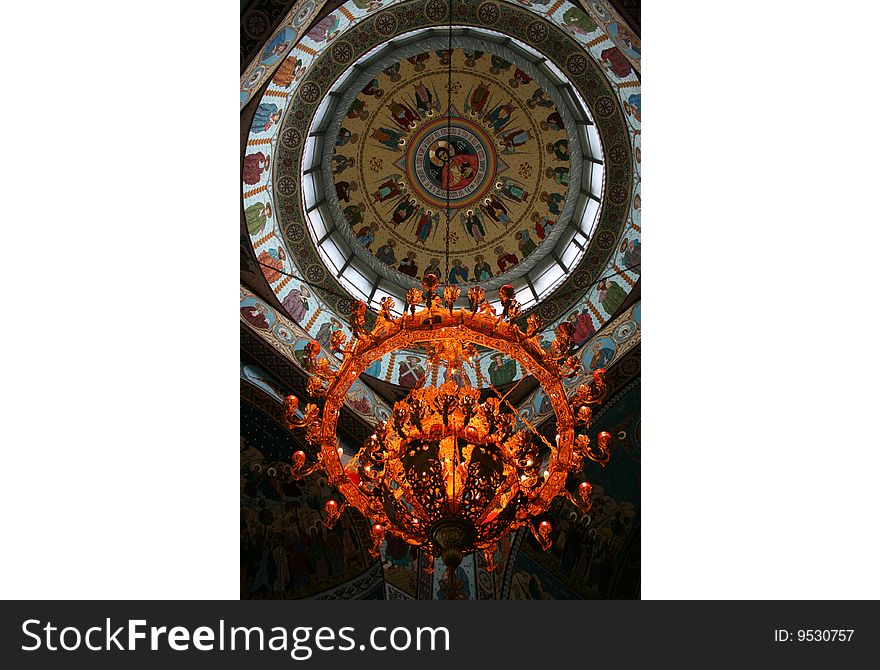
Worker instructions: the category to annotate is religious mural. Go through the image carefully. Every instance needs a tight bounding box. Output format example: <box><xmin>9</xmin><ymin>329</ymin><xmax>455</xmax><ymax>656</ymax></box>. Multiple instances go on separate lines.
<box><xmin>240</xmin><ymin>402</ymin><xmax>379</xmax><ymax>599</ymax></box>
<box><xmin>330</xmin><ymin>48</ymin><xmax>570</xmax><ymax>283</ymax></box>
<box><xmin>243</xmin><ymin>0</ymin><xmax>642</xmax><ymax>382</ymax></box>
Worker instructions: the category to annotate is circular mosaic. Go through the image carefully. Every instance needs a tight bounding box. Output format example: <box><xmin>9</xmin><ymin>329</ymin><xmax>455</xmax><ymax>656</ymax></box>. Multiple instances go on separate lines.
<box><xmin>328</xmin><ymin>47</ymin><xmax>572</xmax><ymax>282</ymax></box>
<box><xmin>407</xmin><ymin>116</ymin><xmax>497</xmax><ymax>209</ymax></box>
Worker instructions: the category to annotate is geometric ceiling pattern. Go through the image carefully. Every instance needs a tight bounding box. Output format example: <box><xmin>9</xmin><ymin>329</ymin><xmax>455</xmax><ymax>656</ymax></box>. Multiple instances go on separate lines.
<box><xmin>305</xmin><ymin>38</ymin><xmax>588</xmax><ymax>301</ymax></box>
<box><xmin>242</xmin><ymin>0</ymin><xmax>640</xmax><ymax>388</ymax></box>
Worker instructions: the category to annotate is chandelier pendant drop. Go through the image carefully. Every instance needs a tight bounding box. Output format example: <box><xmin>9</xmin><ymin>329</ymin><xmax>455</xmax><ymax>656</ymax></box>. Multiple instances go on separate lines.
<box><xmin>285</xmin><ymin>275</ymin><xmax>611</xmax><ymax>569</ymax></box>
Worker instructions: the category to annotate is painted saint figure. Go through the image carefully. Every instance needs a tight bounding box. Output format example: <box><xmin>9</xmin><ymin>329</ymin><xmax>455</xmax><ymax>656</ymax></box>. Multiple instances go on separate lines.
<box><xmin>541</xmin><ymin>111</ymin><xmax>565</xmax><ymax>132</ymax></box>
<box><xmin>388</xmin><ymin>100</ymin><xmax>420</xmax><ymax>129</ymax></box>
<box><xmin>390</xmin><ymin>197</ymin><xmax>418</xmax><ymax>227</ymax></box>
<box><xmin>532</xmin><ymin>212</ymin><xmax>556</xmax><ymax>240</ymax></box>
<box><xmin>498</xmin><ymin>176</ymin><xmax>529</xmax><ymax>203</ymax></box>
<box><xmin>495</xmin><ymin>246</ymin><xmax>518</xmax><ymax>272</ymax></box>
<box><xmin>460</xmin><ymin>209</ymin><xmax>486</xmax><ymax>242</ymax></box>
<box><xmin>397</xmin><ymin>251</ymin><xmax>418</xmax><ymax>277</ymax></box>
<box><xmin>500</xmin><ymin>128</ymin><xmax>530</xmax><ymax>153</ymax></box>
<box><xmin>375</xmin><ymin>239</ymin><xmax>397</xmax><ymax>265</ymax></box>
<box><xmin>372</xmin><ymin>127</ymin><xmax>406</xmax><ymax>151</ymax></box>
<box><xmin>244</xmin><ymin>201</ymin><xmax>272</xmax><ymax>235</ymax></box>
<box><xmin>546</xmin><ymin>166</ymin><xmax>570</xmax><ymax>187</ymax></box>
<box><xmin>251</xmin><ymin>103</ymin><xmax>282</xmax><ymax>133</ymax></box>
<box><xmin>240</xmin><ymin>302</ymin><xmax>271</xmax><ymax>330</ymax></box>
<box><xmin>540</xmin><ymin>191</ymin><xmax>565</xmax><ymax>216</ymax></box>
<box><xmin>356</xmin><ymin>223</ymin><xmax>378</xmax><ymax>249</ymax></box>
<box><xmin>548</xmin><ymin>139</ymin><xmax>569</xmax><ymax>161</ymax></box>
<box><xmin>372</xmin><ymin>175</ymin><xmax>405</xmax><ymax>203</ymax></box>
<box><xmin>335</xmin><ymin>180</ymin><xmax>357</xmax><ymax>203</ymax></box>
<box><xmin>332</xmin><ymin>155</ymin><xmax>354</xmax><ymax>174</ymax></box>
<box><xmin>414</xmin><ymin>82</ymin><xmax>438</xmax><ymax>115</ymax></box>
<box><xmin>467</xmin><ymin>84</ymin><xmax>491</xmax><ymax>116</ymax></box>
<box><xmin>481</xmin><ymin>195</ymin><xmax>510</xmax><ymax>224</ymax></box>
<box><xmin>282</xmin><ymin>285</ymin><xmax>312</xmax><ymax>324</ymax></box>
<box><xmin>516</xmin><ymin>230</ymin><xmax>537</xmax><ymax>258</ymax></box>
<box><xmin>242</xmin><ymin>152</ymin><xmax>270</xmax><ymax>185</ymax></box>
<box><xmin>488</xmin><ymin>352</ymin><xmax>517</xmax><ymax>386</ymax></box>
<box><xmin>485</xmin><ymin>101</ymin><xmax>515</xmax><ymax>132</ymax></box>
<box><xmin>343</xmin><ymin>203</ymin><xmax>366</xmax><ymax>227</ymax></box>
<box><xmin>473</xmin><ymin>255</ymin><xmax>492</xmax><ymax>281</ymax></box>
<box><xmin>398</xmin><ymin>355</ymin><xmax>426</xmax><ymax>389</ymax></box>
<box><xmin>414</xmin><ymin>209</ymin><xmax>439</xmax><ymax>243</ymax></box>
<box><xmin>597</xmin><ymin>279</ymin><xmax>627</xmax><ymax>316</ymax></box>
<box><xmin>448</xmin><ymin>259</ymin><xmax>469</xmax><ymax>284</ymax></box>
<box><xmin>258</xmin><ymin>247</ymin><xmax>286</xmax><ymax>283</ymax></box>
<box><xmin>527</xmin><ymin>88</ymin><xmax>554</xmax><ymax>109</ymax></box>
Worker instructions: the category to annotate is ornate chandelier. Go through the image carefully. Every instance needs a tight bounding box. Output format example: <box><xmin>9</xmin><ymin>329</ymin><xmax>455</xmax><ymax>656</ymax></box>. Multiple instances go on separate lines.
<box><xmin>284</xmin><ymin>275</ymin><xmax>611</xmax><ymax>570</ymax></box>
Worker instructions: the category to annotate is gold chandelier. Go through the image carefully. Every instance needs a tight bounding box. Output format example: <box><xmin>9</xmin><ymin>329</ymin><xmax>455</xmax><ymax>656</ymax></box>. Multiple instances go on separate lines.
<box><xmin>285</xmin><ymin>275</ymin><xmax>611</xmax><ymax>570</ymax></box>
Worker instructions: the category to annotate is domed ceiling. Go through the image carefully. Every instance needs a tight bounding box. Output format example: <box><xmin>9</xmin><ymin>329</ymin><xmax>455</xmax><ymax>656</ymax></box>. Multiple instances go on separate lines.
<box><xmin>242</xmin><ymin>0</ymin><xmax>641</xmax><ymax>388</ymax></box>
<box><xmin>323</xmin><ymin>46</ymin><xmax>575</xmax><ymax>284</ymax></box>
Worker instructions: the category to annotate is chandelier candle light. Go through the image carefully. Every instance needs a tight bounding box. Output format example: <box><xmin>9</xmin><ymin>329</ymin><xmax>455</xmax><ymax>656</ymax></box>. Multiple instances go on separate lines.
<box><xmin>285</xmin><ymin>276</ymin><xmax>611</xmax><ymax>570</ymax></box>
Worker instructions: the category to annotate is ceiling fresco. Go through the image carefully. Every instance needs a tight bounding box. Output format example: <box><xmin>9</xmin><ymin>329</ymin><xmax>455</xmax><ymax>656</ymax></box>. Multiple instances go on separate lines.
<box><xmin>242</xmin><ymin>0</ymin><xmax>641</xmax><ymax>389</ymax></box>
<box><xmin>325</xmin><ymin>47</ymin><xmax>572</xmax><ymax>283</ymax></box>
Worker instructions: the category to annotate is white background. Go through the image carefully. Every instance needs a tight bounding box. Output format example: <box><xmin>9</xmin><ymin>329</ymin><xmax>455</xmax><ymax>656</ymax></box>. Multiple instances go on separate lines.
<box><xmin>0</xmin><ymin>0</ymin><xmax>878</xmax><ymax>600</ymax></box>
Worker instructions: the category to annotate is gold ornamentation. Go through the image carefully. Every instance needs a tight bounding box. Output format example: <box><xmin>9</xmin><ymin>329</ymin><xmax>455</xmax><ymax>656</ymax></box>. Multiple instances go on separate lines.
<box><xmin>284</xmin><ymin>277</ymin><xmax>611</xmax><ymax>566</ymax></box>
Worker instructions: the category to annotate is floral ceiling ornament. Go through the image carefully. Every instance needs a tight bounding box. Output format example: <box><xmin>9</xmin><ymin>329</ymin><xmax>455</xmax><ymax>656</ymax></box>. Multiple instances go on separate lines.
<box><xmin>284</xmin><ymin>276</ymin><xmax>612</xmax><ymax>569</ymax></box>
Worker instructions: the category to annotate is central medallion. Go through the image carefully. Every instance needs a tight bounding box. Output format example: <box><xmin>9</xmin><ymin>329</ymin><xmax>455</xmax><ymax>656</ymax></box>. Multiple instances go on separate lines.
<box><xmin>407</xmin><ymin>116</ymin><xmax>496</xmax><ymax>210</ymax></box>
<box><xmin>328</xmin><ymin>47</ymin><xmax>572</xmax><ymax>283</ymax></box>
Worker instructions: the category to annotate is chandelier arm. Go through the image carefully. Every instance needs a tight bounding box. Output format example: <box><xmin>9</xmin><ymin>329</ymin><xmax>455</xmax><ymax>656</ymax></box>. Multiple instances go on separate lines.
<box><xmin>488</xmin><ymin>383</ymin><xmax>556</xmax><ymax>454</ymax></box>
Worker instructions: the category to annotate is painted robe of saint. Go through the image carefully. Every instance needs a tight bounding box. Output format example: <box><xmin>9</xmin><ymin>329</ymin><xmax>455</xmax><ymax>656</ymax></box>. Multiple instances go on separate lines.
<box><xmin>473</xmin><ymin>256</ymin><xmax>492</xmax><ymax>281</ymax></box>
<box><xmin>597</xmin><ymin>279</ymin><xmax>627</xmax><ymax>316</ymax></box>
<box><xmin>570</xmin><ymin>309</ymin><xmax>595</xmax><ymax>346</ymax></box>
<box><xmin>541</xmin><ymin>191</ymin><xmax>565</xmax><ymax>216</ymax></box>
<box><xmin>448</xmin><ymin>260</ymin><xmax>469</xmax><ymax>284</ymax></box>
<box><xmin>622</xmin><ymin>238</ymin><xmax>641</xmax><ymax>273</ymax></box>
<box><xmin>271</xmin><ymin>57</ymin><xmax>302</xmax><ymax>88</ymax></box>
<box><xmin>250</xmin><ymin>103</ymin><xmax>281</xmax><ymax>133</ymax></box>
<box><xmin>356</xmin><ymin>224</ymin><xmax>377</xmax><ymax>249</ymax></box>
<box><xmin>527</xmin><ymin>88</ymin><xmax>553</xmax><ymax>109</ymax></box>
<box><xmin>414</xmin><ymin>82</ymin><xmax>436</xmax><ymax>115</ymax></box>
<box><xmin>548</xmin><ymin>139</ymin><xmax>569</xmax><ymax>161</ymax></box>
<box><xmin>481</xmin><ymin>196</ymin><xmax>509</xmax><ymax>224</ymax></box>
<box><xmin>375</xmin><ymin>241</ymin><xmax>397</xmax><ymax>265</ymax></box>
<box><xmin>542</xmin><ymin>111</ymin><xmax>565</xmax><ymax>131</ymax></box>
<box><xmin>467</xmin><ymin>84</ymin><xmax>491</xmax><ymax>116</ymax></box>
<box><xmin>414</xmin><ymin>209</ymin><xmax>438</xmax><ymax>243</ymax></box>
<box><xmin>495</xmin><ymin>247</ymin><xmax>518</xmax><ymax>272</ymax></box>
<box><xmin>517</xmin><ymin>230</ymin><xmax>537</xmax><ymax>258</ymax></box>
<box><xmin>372</xmin><ymin>175</ymin><xmax>404</xmax><ymax>203</ymax></box>
<box><xmin>341</xmin><ymin>203</ymin><xmax>364</xmax><ymax>227</ymax></box>
<box><xmin>242</xmin><ymin>152</ymin><xmax>269</xmax><ymax>185</ymax></box>
<box><xmin>488</xmin><ymin>354</ymin><xmax>517</xmax><ymax>386</ymax></box>
<box><xmin>600</xmin><ymin>46</ymin><xmax>634</xmax><ymax>79</ymax></box>
<box><xmin>498</xmin><ymin>177</ymin><xmax>529</xmax><ymax>203</ymax></box>
<box><xmin>372</xmin><ymin>127</ymin><xmax>406</xmax><ymax>150</ymax></box>
<box><xmin>388</xmin><ymin>101</ymin><xmax>419</xmax><ymax>129</ymax></box>
<box><xmin>547</xmin><ymin>166</ymin><xmax>569</xmax><ymax>187</ymax></box>
<box><xmin>258</xmin><ymin>248</ymin><xmax>285</xmax><ymax>283</ymax></box>
<box><xmin>485</xmin><ymin>102</ymin><xmax>515</xmax><ymax>132</ymax></box>
<box><xmin>240</xmin><ymin>303</ymin><xmax>271</xmax><ymax>330</ymax></box>
<box><xmin>391</xmin><ymin>198</ymin><xmax>418</xmax><ymax>226</ymax></box>
<box><xmin>562</xmin><ymin>7</ymin><xmax>598</xmax><ymax>37</ymax></box>
<box><xmin>244</xmin><ymin>202</ymin><xmax>272</xmax><ymax>235</ymax></box>
<box><xmin>460</xmin><ymin>210</ymin><xmax>486</xmax><ymax>242</ymax></box>
<box><xmin>500</xmin><ymin>128</ymin><xmax>530</xmax><ymax>152</ymax></box>
<box><xmin>398</xmin><ymin>357</ymin><xmax>426</xmax><ymax>389</ymax></box>
<box><xmin>282</xmin><ymin>286</ymin><xmax>311</xmax><ymax>324</ymax></box>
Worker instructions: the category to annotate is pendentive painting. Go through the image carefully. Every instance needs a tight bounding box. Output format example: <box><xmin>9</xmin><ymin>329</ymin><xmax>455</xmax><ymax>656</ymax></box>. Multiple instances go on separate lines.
<box><xmin>240</xmin><ymin>0</ymin><xmax>640</xmax><ymax>600</ymax></box>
